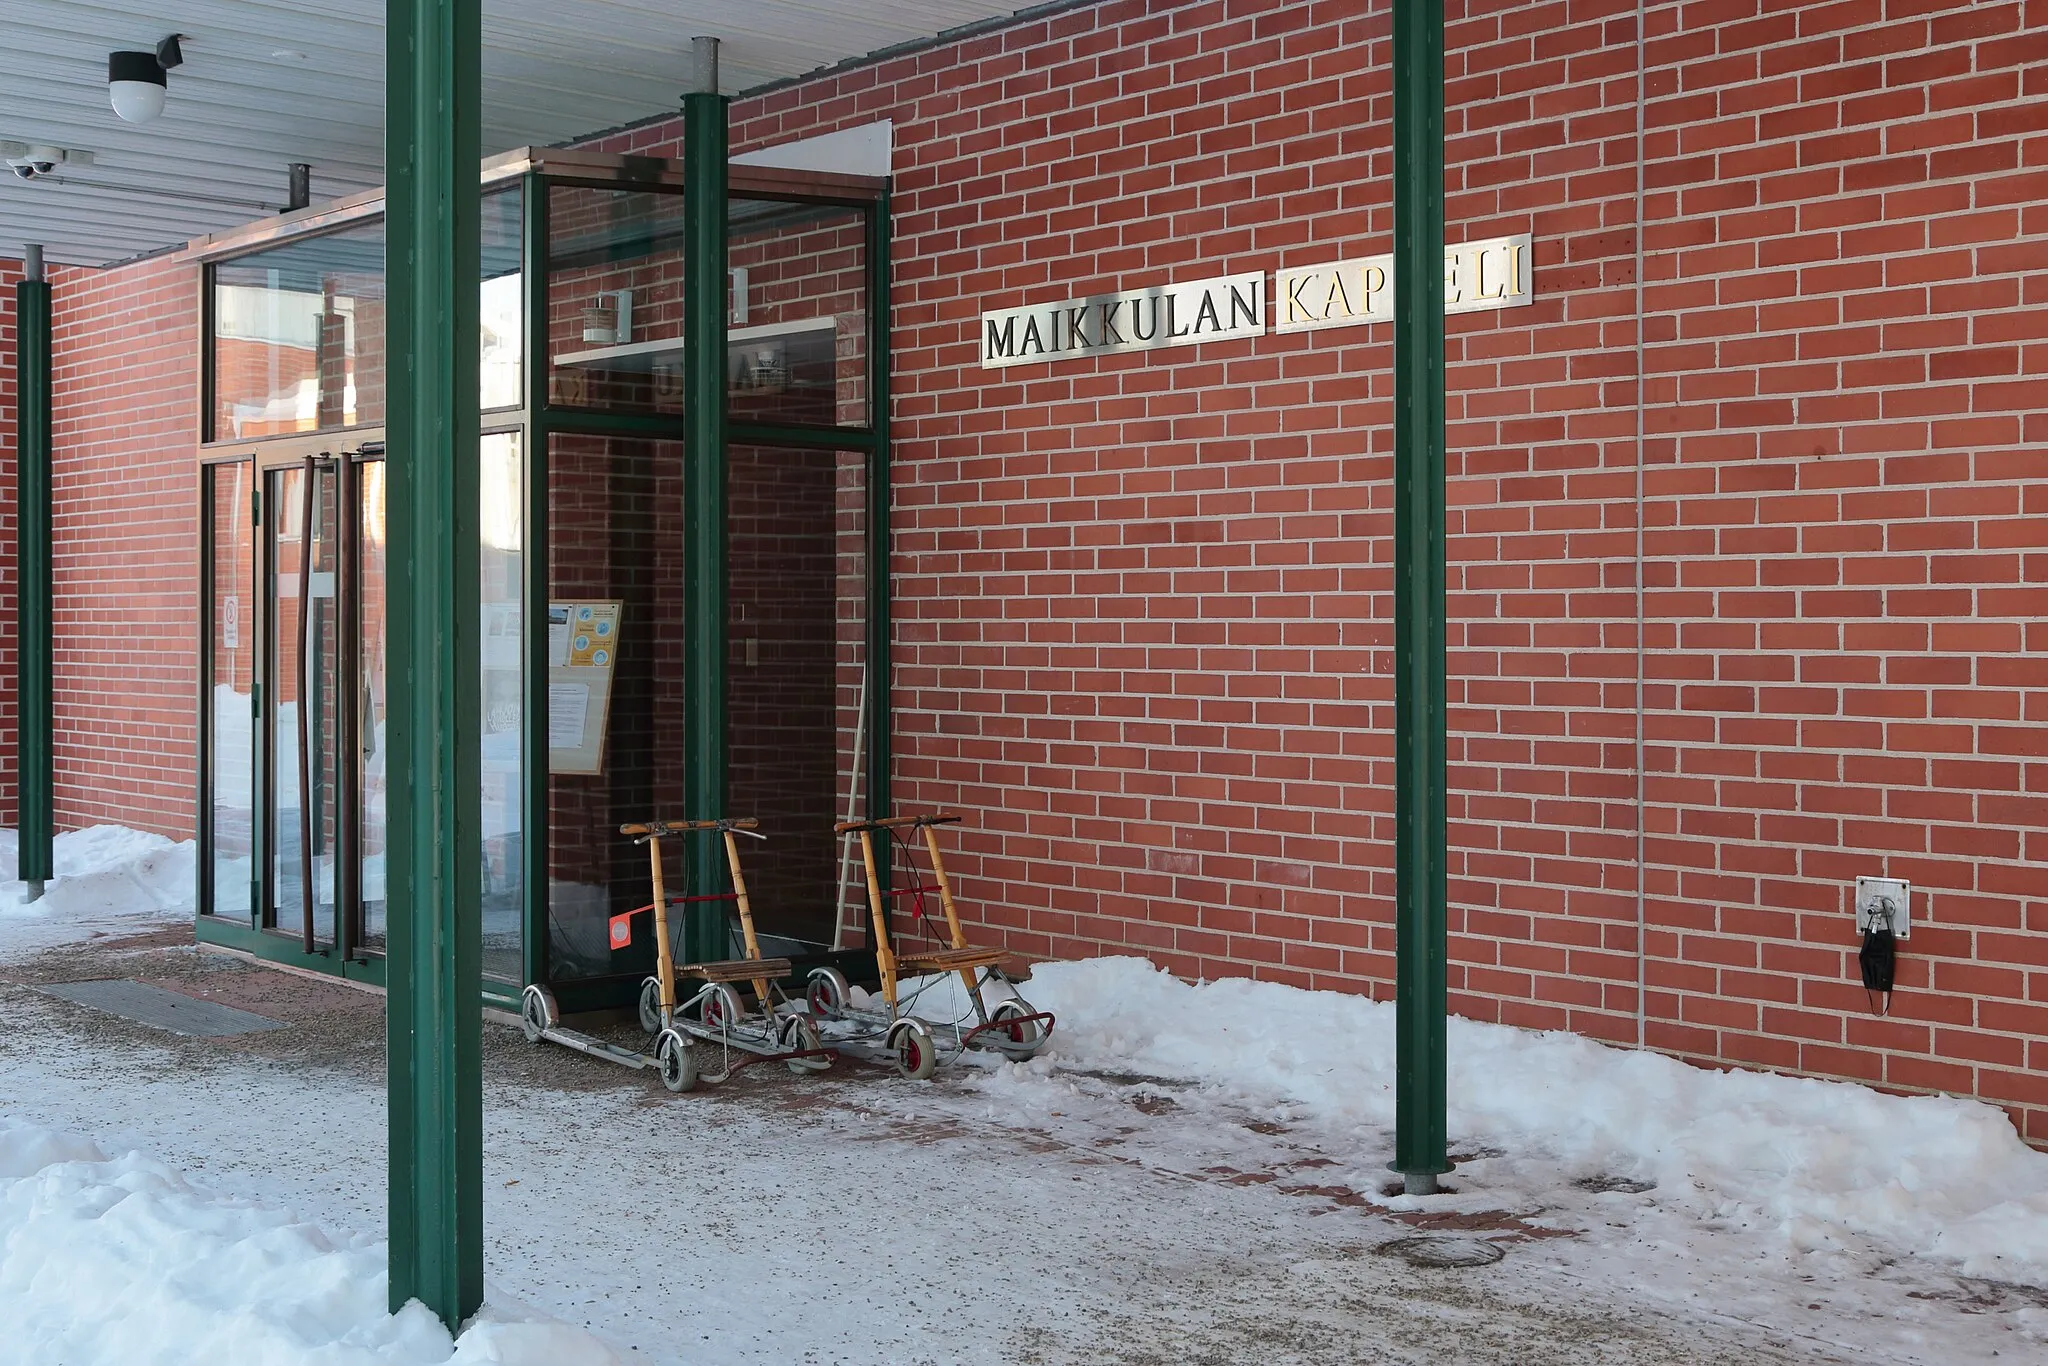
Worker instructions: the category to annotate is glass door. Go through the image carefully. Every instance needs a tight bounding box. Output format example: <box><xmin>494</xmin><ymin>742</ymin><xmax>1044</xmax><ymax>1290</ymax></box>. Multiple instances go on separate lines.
<box><xmin>265</xmin><ymin>449</ymin><xmax>384</xmax><ymax>957</ymax></box>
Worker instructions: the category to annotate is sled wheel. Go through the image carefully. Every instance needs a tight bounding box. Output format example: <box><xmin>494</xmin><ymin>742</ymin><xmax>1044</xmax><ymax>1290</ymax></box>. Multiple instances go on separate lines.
<box><xmin>656</xmin><ymin>1029</ymin><xmax>698</xmax><ymax>1093</ymax></box>
<box><xmin>637</xmin><ymin>976</ymin><xmax>663</xmax><ymax>1035</ymax></box>
<box><xmin>700</xmin><ymin>982</ymin><xmax>744</xmax><ymax>1033</ymax></box>
<box><xmin>990</xmin><ymin>998</ymin><xmax>1047</xmax><ymax>1061</ymax></box>
<box><xmin>890</xmin><ymin>1019</ymin><xmax>937</xmax><ymax>1081</ymax></box>
<box><xmin>806</xmin><ymin>966</ymin><xmax>850</xmax><ymax>1020</ymax></box>
<box><xmin>519</xmin><ymin>985</ymin><xmax>557</xmax><ymax>1043</ymax></box>
<box><xmin>780</xmin><ymin>1014</ymin><xmax>831</xmax><ymax>1075</ymax></box>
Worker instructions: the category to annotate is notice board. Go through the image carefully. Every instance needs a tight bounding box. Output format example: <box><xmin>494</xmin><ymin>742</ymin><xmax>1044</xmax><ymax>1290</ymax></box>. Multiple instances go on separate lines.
<box><xmin>548</xmin><ymin>600</ymin><xmax>622</xmax><ymax>775</ymax></box>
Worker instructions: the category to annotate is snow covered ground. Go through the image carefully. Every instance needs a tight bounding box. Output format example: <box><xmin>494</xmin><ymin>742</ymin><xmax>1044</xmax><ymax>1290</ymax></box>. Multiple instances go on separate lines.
<box><xmin>4</xmin><ymin>826</ymin><xmax>2047</xmax><ymax>1364</ymax></box>
<box><xmin>0</xmin><ymin>825</ymin><xmax>196</xmax><ymax>952</ymax></box>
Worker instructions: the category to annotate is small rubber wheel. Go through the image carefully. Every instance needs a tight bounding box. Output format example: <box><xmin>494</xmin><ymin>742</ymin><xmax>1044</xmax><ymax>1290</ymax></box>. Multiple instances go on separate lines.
<box><xmin>806</xmin><ymin>967</ymin><xmax>850</xmax><ymax>1020</ymax></box>
<box><xmin>637</xmin><ymin>976</ymin><xmax>663</xmax><ymax>1035</ymax></box>
<box><xmin>700</xmin><ymin>982</ymin><xmax>744</xmax><ymax>1033</ymax></box>
<box><xmin>989</xmin><ymin>998</ymin><xmax>1047</xmax><ymax>1061</ymax></box>
<box><xmin>890</xmin><ymin>1019</ymin><xmax>938</xmax><ymax>1081</ymax></box>
<box><xmin>519</xmin><ymin>985</ymin><xmax>557</xmax><ymax>1043</ymax></box>
<box><xmin>779</xmin><ymin>1014</ymin><xmax>831</xmax><ymax>1074</ymax></box>
<box><xmin>656</xmin><ymin>1028</ymin><xmax>698</xmax><ymax>1093</ymax></box>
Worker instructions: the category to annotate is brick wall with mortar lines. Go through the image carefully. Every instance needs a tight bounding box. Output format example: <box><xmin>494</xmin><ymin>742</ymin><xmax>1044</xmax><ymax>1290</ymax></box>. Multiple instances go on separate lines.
<box><xmin>596</xmin><ymin>0</ymin><xmax>2048</xmax><ymax>1140</ymax></box>
<box><xmin>0</xmin><ymin>260</ymin><xmax>17</xmax><ymax>827</ymax></box>
<box><xmin>48</xmin><ymin>256</ymin><xmax>200</xmax><ymax>837</ymax></box>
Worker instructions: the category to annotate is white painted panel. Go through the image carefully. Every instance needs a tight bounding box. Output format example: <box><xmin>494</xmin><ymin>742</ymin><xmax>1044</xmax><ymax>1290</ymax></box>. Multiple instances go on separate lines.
<box><xmin>732</xmin><ymin>120</ymin><xmax>893</xmax><ymax>178</ymax></box>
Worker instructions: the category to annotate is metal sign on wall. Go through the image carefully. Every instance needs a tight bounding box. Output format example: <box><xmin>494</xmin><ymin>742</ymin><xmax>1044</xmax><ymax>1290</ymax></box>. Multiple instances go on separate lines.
<box><xmin>979</xmin><ymin>235</ymin><xmax>1533</xmax><ymax>367</ymax></box>
<box><xmin>1276</xmin><ymin>234</ymin><xmax>1533</xmax><ymax>333</ymax></box>
<box><xmin>980</xmin><ymin>271</ymin><xmax>1266</xmax><ymax>369</ymax></box>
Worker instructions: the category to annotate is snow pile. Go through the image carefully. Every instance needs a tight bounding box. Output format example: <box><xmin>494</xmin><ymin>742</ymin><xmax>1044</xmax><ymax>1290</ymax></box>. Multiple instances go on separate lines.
<box><xmin>0</xmin><ymin>1119</ymin><xmax>622</xmax><ymax>1366</ymax></box>
<box><xmin>0</xmin><ymin>825</ymin><xmax>195</xmax><ymax>951</ymax></box>
<box><xmin>1009</xmin><ymin>956</ymin><xmax>2048</xmax><ymax>1283</ymax></box>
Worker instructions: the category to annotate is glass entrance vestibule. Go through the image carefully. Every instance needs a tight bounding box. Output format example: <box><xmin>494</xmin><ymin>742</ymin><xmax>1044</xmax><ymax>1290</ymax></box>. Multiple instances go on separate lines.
<box><xmin>195</xmin><ymin>149</ymin><xmax>891</xmax><ymax>1011</ymax></box>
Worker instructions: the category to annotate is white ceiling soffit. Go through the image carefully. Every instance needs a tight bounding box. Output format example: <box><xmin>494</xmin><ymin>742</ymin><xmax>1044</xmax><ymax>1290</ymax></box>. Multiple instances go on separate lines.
<box><xmin>0</xmin><ymin>0</ymin><xmax>1048</xmax><ymax>267</ymax></box>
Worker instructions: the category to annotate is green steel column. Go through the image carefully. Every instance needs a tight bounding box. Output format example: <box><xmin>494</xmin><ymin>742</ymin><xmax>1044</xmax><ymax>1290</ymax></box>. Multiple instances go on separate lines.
<box><xmin>15</xmin><ymin>247</ymin><xmax>52</xmax><ymax>896</ymax></box>
<box><xmin>681</xmin><ymin>85</ymin><xmax>731</xmax><ymax>965</ymax></box>
<box><xmin>384</xmin><ymin>0</ymin><xmax>484</xmax><ymax>1326</ymax></box>
<box><xmin>864</xmin><ymin>195</ymin><xmax>891</xmax><ymax>821</ymax></box>
<box><xmin>1391</xmin><ymin>0</ymin><xmax>1451</xmax><ymax>1195</ymax></box>
<box><xmin>519</xmin><ymin>173</ymin><xmax>551</xmax><ymax>993</ymax></box>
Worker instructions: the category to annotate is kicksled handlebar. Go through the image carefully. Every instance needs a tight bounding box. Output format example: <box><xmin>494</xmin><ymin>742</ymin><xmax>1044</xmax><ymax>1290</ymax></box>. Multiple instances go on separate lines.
<box><xmin>834</xmin><ymin>813</ymin><xmax>962</xmax><ymax>835</ymax></box>
<box><xmin>620</xmin><ymin>818</ymin><xmax>764</xmax><ymax>840</ymax></box>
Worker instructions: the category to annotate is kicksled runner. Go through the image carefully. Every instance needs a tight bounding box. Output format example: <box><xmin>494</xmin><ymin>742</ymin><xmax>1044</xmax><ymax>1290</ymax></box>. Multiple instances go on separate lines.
<box><xmin>803</xmin><ymin>813</ymin><xmax>1055</xmax><ymax>1078</ymax></box>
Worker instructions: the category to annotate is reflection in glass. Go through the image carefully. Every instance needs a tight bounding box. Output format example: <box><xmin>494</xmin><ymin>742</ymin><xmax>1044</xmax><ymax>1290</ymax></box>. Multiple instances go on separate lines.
<box><xmin>267</xmin><ymin>464</ymin><xmax>338</xmax><ymax>944</ymax></box>
<box><xmin>206</xmin><ymin>463</ymin><xmax>255</xmax><ymax>919</ymax></box>
<box><xmin>480</xmin><ymin>431</ymin><xmax>524</xmax><ymax>982</ymax></box>
<box><xmin>546</xmin><ymin>186</ymin><xmax>689</xmax><ymax>413</ymax></box>
<box><xmin>358</xmin><ymin>461</ymin><xmax>389</xmax><ymax>951</ymax></box>
<box><xmin>545</xmin><ymin>433</ymin><xmax>686</xmax><ymax>978</ymax></box>
<box><xmin>215</xmin><ymin>221</ymin><xmax>385</xmax><ymax>440</ymax></box>
<box><xmin>726</xmin><ymin>201</ymin><xmax>869</xmax><ymax>428</ymax></box>
<box><xmin>210</xmin><ymin>185</ymin><xmax>523</xmax><ymax>440</ymax></box>
<box><xmin>727</xmin><ymin>445</ymin><xmax>869</xmax><ymax>947</ymax></box>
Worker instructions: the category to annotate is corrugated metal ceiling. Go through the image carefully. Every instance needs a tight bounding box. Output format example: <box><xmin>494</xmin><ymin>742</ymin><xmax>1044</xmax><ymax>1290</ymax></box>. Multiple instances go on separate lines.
<box><xmin>0</xmin><ymin>0</ymin><xmax>1046</xmax><ymax>266</ymax></box>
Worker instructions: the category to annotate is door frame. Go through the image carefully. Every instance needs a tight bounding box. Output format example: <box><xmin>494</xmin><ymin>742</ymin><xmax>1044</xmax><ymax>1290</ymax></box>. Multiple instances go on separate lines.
<box><xmin>197</xmin><ymin>429</ymin><xmax>392</xmax><ymax>987</ymax></box>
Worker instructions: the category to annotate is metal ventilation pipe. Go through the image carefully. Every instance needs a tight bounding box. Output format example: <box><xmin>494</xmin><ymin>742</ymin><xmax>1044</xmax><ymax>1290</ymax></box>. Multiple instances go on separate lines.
<box><xmin>688</xmin><ymin>36</ymin><xmax>719</xmax><ymax>95</ymax></box>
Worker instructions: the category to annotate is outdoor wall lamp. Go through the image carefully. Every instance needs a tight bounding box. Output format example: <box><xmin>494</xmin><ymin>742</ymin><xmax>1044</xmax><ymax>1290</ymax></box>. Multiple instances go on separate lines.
<box><xmin>108</xmin><ymin>35</ymin><xmax>184</xmax><ymax>124</ymax></box>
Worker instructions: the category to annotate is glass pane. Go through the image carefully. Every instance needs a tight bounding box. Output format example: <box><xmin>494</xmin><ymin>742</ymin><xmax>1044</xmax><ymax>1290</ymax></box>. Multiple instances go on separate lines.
<box><xmin>728</xmin><ymin>444</ymin><xmax>868</xmax><ymax>948</ymax></box>
<box><xmin>546</xmin><ymin>433</ymin><xmax>686</xmax><ymax>979</ymax></box>
<box><xmin>215</xmin><ymin>221</ymin><xmax>385</xmax><ymax>440</ymax></box>
<box><xmin>480</xmin><ymin>188</ymin><xmax>525</xmax><ymax>411</ymax></box>
<box><xmin>480</xmin><ymin>431</ymin><xmax>524</xmax><ymax>983</ymax></box>
<box><xmin>358</xmin><ymin>461</ymin><xmax>389</xmax><ymax>952</ymax></box>
<box><xmin>206</xmin><ymin>463</ymin><xmax>256</xmax><ymax>920</ymax></box>
<box><xmin>268</xmin><ymin>464</ymin><xmax>339</xmax><ymax>943</ymax></box>
<box><xmin>546</xmin><ymin>185</ymin><xmax>689</xmax><ymax>413</ymax></box>
<box><xmin>726</xmin><ymin>201</ymin><xmax>869</xmax><ymax>428</ymax></box>
<box><xmin>211</xmin><ymin>186</ymin><xmax>523</xmax><ymax>439</ymax></box>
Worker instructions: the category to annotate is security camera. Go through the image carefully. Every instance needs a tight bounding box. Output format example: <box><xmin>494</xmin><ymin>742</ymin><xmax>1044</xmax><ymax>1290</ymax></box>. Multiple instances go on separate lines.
<box><xmin>5</xmin><ymin>146</ymin><xmax>78</xmax><ymax>180</ymax></box>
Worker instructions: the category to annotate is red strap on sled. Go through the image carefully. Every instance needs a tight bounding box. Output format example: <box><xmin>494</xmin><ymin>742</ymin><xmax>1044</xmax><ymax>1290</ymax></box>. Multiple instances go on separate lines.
<box><xmin>607</xmin><ymin>892</ymin><xmax>741</xmax><ymax>950</ymax></box>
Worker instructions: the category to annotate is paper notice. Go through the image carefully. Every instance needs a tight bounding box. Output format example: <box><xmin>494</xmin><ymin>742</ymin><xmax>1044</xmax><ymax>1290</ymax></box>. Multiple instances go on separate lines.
<box><xmin>548</xmin><ymin>606</ymin><xmax>570</xmax><ymax>668</ymax></box>
<box><xmin>547</xmin><ymin>682</ymin><xmax>590</xmax><ymax>747</ymax></box>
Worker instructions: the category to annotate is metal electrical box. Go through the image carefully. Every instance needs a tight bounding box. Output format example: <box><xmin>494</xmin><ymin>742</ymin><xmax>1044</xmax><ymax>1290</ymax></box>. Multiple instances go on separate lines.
<box><xmin>1856</xmin><ymin>876</ymin><xmax>1911</xmax><ymax>941</ymax></box>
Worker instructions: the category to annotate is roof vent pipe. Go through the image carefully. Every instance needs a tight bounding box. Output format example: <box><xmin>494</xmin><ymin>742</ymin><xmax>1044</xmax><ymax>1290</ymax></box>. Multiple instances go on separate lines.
<box><xmin>285</xmin><ymin>163</ymin><xmax>310</xmax><ymax>212</ymax></box>
<box><xmin>23</xmin><ymin>243</ymin><xmax>43</xmax><ymax>282</ymax></box>
<box><xmin>687</xmin><ymin>36</ymin><xmax>719</xmax><ymax>95</ymax></box>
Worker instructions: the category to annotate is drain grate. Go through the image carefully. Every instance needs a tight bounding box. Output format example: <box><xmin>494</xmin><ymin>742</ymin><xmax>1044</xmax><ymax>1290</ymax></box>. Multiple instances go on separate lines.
<box><xmin>38</xmin><ymin>979</ymin><xmax>286</xmax><ymax>1037</ymax></box>
<box><xmin>1373</xmin><ymin>1235</ymin><xmax>1508</xmax><ymax>1269</ymax></box>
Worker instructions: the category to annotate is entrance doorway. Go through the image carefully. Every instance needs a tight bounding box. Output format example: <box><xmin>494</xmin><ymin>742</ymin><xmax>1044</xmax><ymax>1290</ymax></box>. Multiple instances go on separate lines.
<box><xmin>266</xmin><ymin>449</ymin><xmax>385</xmax><ymax>961</ymax></box>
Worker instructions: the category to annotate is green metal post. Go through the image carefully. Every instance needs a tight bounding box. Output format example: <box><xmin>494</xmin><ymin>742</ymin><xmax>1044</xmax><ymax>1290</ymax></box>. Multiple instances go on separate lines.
<box><xmin>384</xmin><ymin>0</ymin><xmax>484</xmax><ymax>1326</ymax></box>
<box><xmin>15</xmin><ymin>247</ymin><xmax>52</xmax><ymax>896</ymax></box>
<box><xmin>681</xmin><ymin>83</ymin><xmax>731</xmax><ymax>965</ymax></box>
<box><xmin>520</xmin><ymin>173</ymin><xmax>551</xmax><ymax>993</ymax></box>
<box><xmin>1391</xmin><ymin>0</ymin><xmax>1451</xmax><ymax>1195</ymax></box>
<box><xmin>864</xmin><ymin>194</ymin><xmax>892</xmax><ymax>821</ymax></box>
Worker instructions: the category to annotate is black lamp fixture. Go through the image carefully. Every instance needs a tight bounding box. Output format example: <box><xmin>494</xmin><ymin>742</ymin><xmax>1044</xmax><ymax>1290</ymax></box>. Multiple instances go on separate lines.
<box><xmin>108</xmin><ymin>35</ymin><xmax>185</xmax><ymax>124</ymax></box>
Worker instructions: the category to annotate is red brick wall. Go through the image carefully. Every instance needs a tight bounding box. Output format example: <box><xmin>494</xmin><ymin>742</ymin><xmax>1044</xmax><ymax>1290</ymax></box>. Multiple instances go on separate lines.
<box><xmin>48</xmin><ymin>258</ymin><xmax>200</xmax><ymax>838</ymax></box>
<box><xmin>593</xmin><ymin>0</ymin><xmax>2048</xmax><ymax>1141</ymax></box>
<box><xmin>0</xmin><ymin>259</ymin><xmax>18</xmax><ymax>827</ymax></box>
